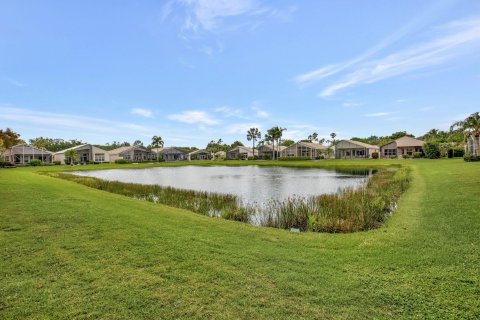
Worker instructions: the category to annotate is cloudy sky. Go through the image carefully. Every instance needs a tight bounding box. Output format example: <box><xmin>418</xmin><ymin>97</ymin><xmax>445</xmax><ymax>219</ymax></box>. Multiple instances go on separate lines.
<box><xmin>1</xmin><ymin>0</ymin><xmax>479</xmax><ymax>147</ymax></box>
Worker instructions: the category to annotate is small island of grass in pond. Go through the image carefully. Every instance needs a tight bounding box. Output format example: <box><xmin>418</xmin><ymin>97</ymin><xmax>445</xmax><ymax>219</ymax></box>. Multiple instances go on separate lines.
<box><xmin>45</xmin><ymin>165</ymin><xmax>410</xmax><ymax>233</ymax></box>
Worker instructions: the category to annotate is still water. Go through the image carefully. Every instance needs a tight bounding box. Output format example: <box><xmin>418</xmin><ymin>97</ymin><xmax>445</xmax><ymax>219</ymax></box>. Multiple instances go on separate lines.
<box><xmin>72</xmin><ymin>165</ymin><xmax>371</xmax><ymax>205</ymax></box>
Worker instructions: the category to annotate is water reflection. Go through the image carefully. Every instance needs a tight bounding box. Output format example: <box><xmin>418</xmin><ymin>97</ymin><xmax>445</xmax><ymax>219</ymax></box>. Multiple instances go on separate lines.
<box><xmin>72</xmin><ymin>165</ymin><xmax>371</xmax><ymax>205</ymax></box>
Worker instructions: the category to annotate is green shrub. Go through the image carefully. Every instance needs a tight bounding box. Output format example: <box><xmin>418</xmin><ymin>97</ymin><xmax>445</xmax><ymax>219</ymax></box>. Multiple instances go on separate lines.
<box><xmin>278</xmin><ymin>156</ymin><xmax>310</xmax><ymax>161</ymax></box>
<box><xmin>464</xmin><ymin>153</ymin><xmax>480</xmax><ymax>162</ymax></box>
<box><xmin>448</xmin><ymin>148</ymin><xmax>465</xmax><ymax>158</ymax></box>
<box><xmin>371</xmin><ymin>152</ymin><xmax>379</xmax><ymax>159</ymax></box>
<box><xmin>0</xmin><ymin>160</ymin><xmax>16</xmax><ymax>168</ymax></box>
<box><xmin>53</xmin><ymin>160</ymin><xmax>61</xmax><ymax>165</ymax></box>
<box><xmin>402</xmin><ymin>154</ymin><xmax>409</xmax><ymax>159</ymax></box>
<box><xmin>413</xmin><ymin>152</ymin><xmax>423</xmax><ymax>158</ymax></box>
<box><xmin>114</xmin><ymin>159</ymin><xmax>130</xmax><ymax>164</ymax></box>
<box><xmin>424</xmin><ymin>142</ymin><xmax>440</xmax><ymax>159</ymax></box>
<box><xmin>389</xmin><ymin>155</ymin><xmax>397</xmax><ymax>159</ymax></box>
<box><xmin>29</xmin><ymin>159</ymin><xmax>42</xmax><ymax>166</ymax></box>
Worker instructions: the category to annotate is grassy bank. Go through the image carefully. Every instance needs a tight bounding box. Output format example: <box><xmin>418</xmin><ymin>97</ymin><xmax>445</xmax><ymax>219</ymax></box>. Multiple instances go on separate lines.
<box><xmin>1</xmin><ymin>159</ymin><xmax>479</xmax><ymax>319</ymax></box>
<box><xmin>44</xmin><ymin>171</ymin><xmax>251</xmax><ymax>223</ymax></box>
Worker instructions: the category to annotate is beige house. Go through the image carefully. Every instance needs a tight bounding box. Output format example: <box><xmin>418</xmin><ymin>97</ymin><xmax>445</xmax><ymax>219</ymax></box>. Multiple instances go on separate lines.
<box><xmin>2</xmin><ymin>144</ymin><xmax>53</xmax><ymax>164</ymax></box>
<box><xmin>152</xmin><ymin>147</ymin><xmax>187</xmax><ymax>161</ymax></box>
<box><xmin>214</xmin><ymin>151</ymin><xmax>226</xmax><ymax>160</ymax></box>
<box><xmin>380</xmin><ymin>136</ymin><xmax>425</xmax><ymax>158</ymax></box>
<box><xmin>258</xmin><ymin>144</ymin><xmax>287</xmax><ymax>160</ymax></box>
<box><xmin>335</xmin><ymin>140</ymin><xmax>379</xmax><ymax>159</ymax></box>
<box><xmin>188</xmin><ymin>149</ymin><xmax>212</xmax><ymax>160</ymax></box>
<box><xmin>280</xmin><ymin>141</ymin><xmax>329</xmax><ymax>159</ymax></box>
<box><xmin>226</xmin><ymin>146</ymin><xmax>256</xmax><ymax>160</ymax></box>
<box><xmin>109</xmin><ymin>145</ymin><xmax>156</xmax><ymax>162</ymax></box>
<box><xmin>53</xmin><ymin>144</ymin><xmax>109</xmax><ymax>164</ymax></box>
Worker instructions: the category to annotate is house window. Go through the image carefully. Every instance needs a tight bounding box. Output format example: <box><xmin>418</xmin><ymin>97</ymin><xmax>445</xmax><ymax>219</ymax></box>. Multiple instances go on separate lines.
<box><xmin>384</xmin><ymin>149</ymin><xmax>396</xmax><ymax>156</ymax></box>
<box><xmin>356</xmin><ymin>150</ymin><xmax>365</xmax><ymax>156</ymax></box>
<box><xmin>123</xmin><ymin>154</ymin><xmax>131</xmax><ymax>160</ymax></box>
<box><xmin>94</xmin><ymin>154</ymin><xmax>105</xmax><ymax>162</ymax></box>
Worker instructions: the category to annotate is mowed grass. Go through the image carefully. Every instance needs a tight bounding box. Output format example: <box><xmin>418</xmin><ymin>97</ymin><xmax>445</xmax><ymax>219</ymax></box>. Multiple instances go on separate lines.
<box><xmin>0</xmin><ymin>159</ymin><xmax>479</xmax><ymax>319</ymax></box>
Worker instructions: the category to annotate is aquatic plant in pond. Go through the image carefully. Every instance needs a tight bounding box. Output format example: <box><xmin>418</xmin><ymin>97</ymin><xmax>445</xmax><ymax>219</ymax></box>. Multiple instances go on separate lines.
<box><xmin>259</xmin><ymin>167</ymin><xmax>410</xmax><ymax>232</ymax></box>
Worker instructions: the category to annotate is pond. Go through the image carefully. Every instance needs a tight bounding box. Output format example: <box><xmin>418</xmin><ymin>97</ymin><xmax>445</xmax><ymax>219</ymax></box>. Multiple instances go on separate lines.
<box><xmin>71</xmin><ymin>165</ymin><xmax>372</xmax><ymax>206</ymax></box>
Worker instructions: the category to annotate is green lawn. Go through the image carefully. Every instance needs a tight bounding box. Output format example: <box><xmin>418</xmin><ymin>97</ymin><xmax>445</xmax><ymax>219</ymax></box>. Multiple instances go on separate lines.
<box><xmin>0</xmin><ymin>159</ymin><xmax>479</xmax><ymax>319</ymax></box>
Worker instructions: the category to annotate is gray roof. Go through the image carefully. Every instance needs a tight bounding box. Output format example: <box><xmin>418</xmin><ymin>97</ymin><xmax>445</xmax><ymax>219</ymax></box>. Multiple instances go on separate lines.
<box><xmin>297</xmin><ymin>141</ymin><xmax>329</xmax><ymax>150</ymax></box>
<box><xmin>5</xmin><ymin>144</ymin><xmax>53</xmax><ymax>155</ymax></box>
<box><xmin>54</xmin><ymin>144</ymin><xmax>91</xmax><ymax>154</ymax></box>
<box><xmin>109</xmin><ymin>145</ymin><xmax>152</xmax><ymax>155</ymax></box>
<box><xmin>340</xmin><ymin>140</ymin><xmax>379</xmax><ymax>149</ymax></box>
<box><xmin>259</xmin><ymin>144</ymin><xmax>287</xmax><ymax>151</ymax></box>
<box><xmin>188</xmin><ymin>149</ymin><xmax>211</xmax><ymax>155</ymax></box>
<box><xmin>394</xmin><ymin>136</ymin><xmax>425</xmax><ymax>148</ymax></box>
<box><xmin>157</xmin><ymin>147</ymin><xmax>186</xmax><ymax>155</ymax></box>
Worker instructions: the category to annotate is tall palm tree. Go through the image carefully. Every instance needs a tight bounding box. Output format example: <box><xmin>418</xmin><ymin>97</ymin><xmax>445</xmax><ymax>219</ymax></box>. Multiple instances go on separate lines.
<box><xmin>151</xmin><ymin>136</ymin><xmax>164</xmax><ymax>160</ymax></box>
<box><xmin>330</xmin><ymin>132</ymin><xmax>337</xmax><ymax>144</ymax></box>
<box><xmin>451</xmin><ymin>112</ymin><xmax>480</xmax><ymax>155</ymax></box>
<box><xmin>265</xmin><ymin>132</ymin><xmax>274</xmax><ymax>160</ymax></box>
<box><xmin>308</xmin><ymin>132</ymin><xmax>318</xmax><ymax>143</ymax></box>
<box><xmin>246</xmin><ymin>128</ymin><xmax>261</xmax><ymax>158</ymax></box>
<box><xmin>268</xmin><ymin>126</ymin><xmax>287</xmax><ymax>159</ymax></box>
<box><xmin>319</xmin><ymin>138</ymin><xmax>326</xmax><ymax>145</ymax></box>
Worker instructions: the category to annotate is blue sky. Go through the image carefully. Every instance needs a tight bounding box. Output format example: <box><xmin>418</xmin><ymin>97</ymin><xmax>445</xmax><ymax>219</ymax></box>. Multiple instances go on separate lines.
<box><xmin>1</xmin><ymin>0</ymin><xmax>479</xmax><ymax>147</ymax></box>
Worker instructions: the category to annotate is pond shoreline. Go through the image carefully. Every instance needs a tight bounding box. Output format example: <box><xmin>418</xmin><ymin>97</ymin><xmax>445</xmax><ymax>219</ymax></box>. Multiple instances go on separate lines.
<box><xmin>42</xmin><ymin>164</ymin><xmax>409</xmax><ymax>233</ymax></box>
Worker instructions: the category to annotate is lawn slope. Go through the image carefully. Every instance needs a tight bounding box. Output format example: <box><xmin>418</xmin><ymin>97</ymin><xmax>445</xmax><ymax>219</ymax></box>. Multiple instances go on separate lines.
<box><xmin>0</xmin><ymin>159</ymin><xmax>479</xmax><ymax>319</ymax></box>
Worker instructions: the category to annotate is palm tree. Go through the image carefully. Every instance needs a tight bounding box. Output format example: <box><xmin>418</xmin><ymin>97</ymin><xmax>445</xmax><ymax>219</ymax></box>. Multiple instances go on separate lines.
<box><xmin>268</xmin><ymin>126</ymin><xmax>287</xmax><ymax>159</ymax></box>
<box><xmin>151</xmin><ymin>136</ymin><xmax>164</xmax><ymax>149</ymax></box>
<box><xmin>308</xmin><ymin>132</ymin><xmax>318</xmax><ymax>143</ymax></box>
<box><xmin>451</xmin><ymin>112</ymin><xmax>480</xmax><ymax>155</ymax></box>
<box><xmin>330</xmin><ymin>132</ymin><xmax>337</xmax><ymax>144</ymax></box>
<box><xmin>264</xmin><ymin>132</ymin><xmax>274</xmax><ymax>160</ymax></box>
<box><xmin>246</xmin><ymin>128</ymin><xmax>261</xmax><ymax>158</ymax></box>
<box><xmin>151</xmin><ymin>136</ymin><xmax>164</xmax><ymax>160</ymax></box>
<box><xmin>319</xmin><ymin>138</ymin><xmax>326</xmax><ymax>145</ymax></box>
<box><xmin>64</xmin><ymin>149</ymin><xmax>77</xmax><ymax>166</ymax></box>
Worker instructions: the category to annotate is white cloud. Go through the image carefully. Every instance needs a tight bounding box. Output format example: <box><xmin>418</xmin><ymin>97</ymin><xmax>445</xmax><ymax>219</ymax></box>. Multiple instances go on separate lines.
<box><xmin>317</xmin><ymin>16</ymin><xmax>480</xmax><ymax>97</ymax></box>
<box><xmin>255</xmin><ymin>109</ymin><xmax>268</xmax><ymax>118</ymax></box>
<box><xmin>176</xmin><ymin>0</ymin><xmax>262</xmax><ymax>32</ymax></box>
<box><xmin>226</xmin><ymin>123</ymin><xmax>261</xmax><ymax>134</ymax></box>
<box><xmin>342</xmin><ymin>101</ymin><xmax>362</xmax><ymax>107</ymax></box>
<box><xmin>215</xmin><ymin>106</ymin><xmax>244</xmax><ymax>118</ymax></box>
<box><xmin>0</xmin><ymin>106</ymin><xmax>158</xmax><ymax>137</ymax></box>
<box><xmin>168</xmin><ymin>110</ymin><xmax>219</xmax><ymax>125</ymax></box>
<box><xmin>214</xmin><ymin>102</ymin><xmax>269</xmax><ymax>119</ymax></box>
<box><xmin>162</xmin><ymin>1</ymin><xmax>295</xmax><ymax>54</ymax></box>
<box><xmin>365</xmin><ymin>112</ymin><xmax>392</xmax><ymax>117</ymax></box>
<box><xmin>294</xmin><ymin>1</ymin><xmax>457</xmax><ymax>86</ymax></box>
<box><xmin>251</xmin><ymin>102</ymin><xmax>268</xmax><ymax>118</ymax></box>
<box><xmin>130</xmin><ymin>108</ymin><xmax>154</xmax><ymax>118</ymax></box>
<box><xmin>3</xmin><ymin>77</ymin><xmax>25</xmax><ymax>87</ymax></box>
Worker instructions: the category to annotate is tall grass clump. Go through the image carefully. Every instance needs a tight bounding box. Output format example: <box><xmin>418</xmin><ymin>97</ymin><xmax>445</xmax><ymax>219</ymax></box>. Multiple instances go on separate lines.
<box><xmin>44</xmin><ymin>172</ymin><xmax>251</xmax><ymax>223</ymax></box>
<box><xmin>260</xmin><ymin>167</ymin><xmax>410</xmax><ymax>232</ymax></box>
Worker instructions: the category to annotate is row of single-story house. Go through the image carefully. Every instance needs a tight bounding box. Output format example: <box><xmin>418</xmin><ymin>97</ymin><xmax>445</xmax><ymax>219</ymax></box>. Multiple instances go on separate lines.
<box><xmin>334</xmin><ymin>136</ymin><xmax>425</xmax><ymax>159</ymax></box>
<box><xmin>1</xmin><ymin>136</ymin><xmax>427</xmax><ymax>164</ymax></box>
